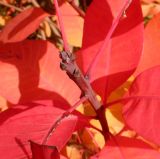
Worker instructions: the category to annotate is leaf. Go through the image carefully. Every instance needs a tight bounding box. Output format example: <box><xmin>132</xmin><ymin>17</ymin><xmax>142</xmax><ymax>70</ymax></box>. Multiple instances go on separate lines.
<box><xmin>76</xmin><ymin>0</ymin><xmax>143</xmax><ymax>101</ymax></box>
<box><xmin>0</xmin><ymin>8</ymin><xmax>48</xmax><ymax>43</ymax></box>
<box><xmin>135</xmin><ymin>13</ymin><xmax>160</xmax><ymax>75</ymax></box>
<box><xmin>90</xmin><ymin>136</ymin><xmax>160</xmax><ymax>159</ymax></box>
<box><xmin>0</xmin><ymin>40</ymin><xmax>81</xmax><ymax>107</ymax></box>
<box><xmin>123</xmin><ymin>66</ymin><xmax>160</xmax><ymax>145</ymax></box>
<box><xmin>0</xmin><ymin>101</ymin><xmax>89</xmax><ymax>159</ymax></box>
<box><xmin>60</xmin><ymin>2</ymin><xmax>84</xmax><ymax>47</ymax></box>
<box><xmin>45</xmin><ymin>114</ymin><xmax>78</xmax><ymax>150</ymax></box>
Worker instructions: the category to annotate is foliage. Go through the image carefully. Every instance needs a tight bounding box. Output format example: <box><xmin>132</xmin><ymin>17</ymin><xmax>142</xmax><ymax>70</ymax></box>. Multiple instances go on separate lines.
<box><xmin>0</xmin><ymin>0</ymin><xmax>160</xmax><ymax>159</ymax></box>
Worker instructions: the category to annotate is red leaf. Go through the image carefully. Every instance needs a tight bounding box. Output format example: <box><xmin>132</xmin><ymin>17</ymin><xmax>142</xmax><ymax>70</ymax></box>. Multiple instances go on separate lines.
<box><xmin>0</xmin><ymin>8</ymin><xmax>48</xmax><ymax>43</ymax></box>
<box><xmin>45</xmin><ymin>114</ymin><xmax>78</xmax><ymax>150</ymax></box>
<box><xmin>30</xmin><ymin>141</ymin><xmax>60</xmax><ymax>159</ymax></box>
<box><xmin>91</xmin><ymin>136</ymin><xmax>160</xmax><ymax>159</ymax></box>
<box><xmin>123</xmin><ymin>66</ymin><xmax>160</xmax><ymax>145</ymax></box>
<box><xmin>77</xmin><ymin>0</ymin><xmax>143</xmax><ymax>101</ymax></box>
<box><xmin>0</xmin><ymin>40</ymin><xmax>80</xmax><ymax>107</ymax></box>
<box><xmin>0</xmin><ymin>101</ymin><xmax>88</xmax><ymax>159</ymax></box>
<box><xmin>135</xmin><ymin>13</ymin><xmax>160</xmax><ymax>75</ymax></box>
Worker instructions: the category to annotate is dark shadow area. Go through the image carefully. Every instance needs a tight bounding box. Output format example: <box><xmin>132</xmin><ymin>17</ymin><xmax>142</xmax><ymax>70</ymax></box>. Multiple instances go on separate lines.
<box><xmin>0</xmin><ymin>101</ymin><xmax>66</xmax><ymax>124</ymax></box>
<box><xmin>0</xmin><ymin>40</ymin><xmax>70</xmax><ymax>110</ymax></box>
<box><xmin>76</xmin><ymin>0</ymin><xmax>143</xmax><ymax>95</ymax></box>
<box><xmin>82</xmin><ymin>0</ymin><xmax>142</xmax><ymax>49</ymax></box>
<box><xmin>113</xmin><ymin>0</ymin><xmax>143</xmax><ymax>37</ymax></box>
<box><xmin>90</xmin><ymin>70</ymin><xmax>135</xmax><ymax>126</ymax></box>
<box><xmin>82</xmin><ymin>0</ymin><xmax>113</xmax><ymax>48</ymax></box>
<box><xmin>0</xmin><ymin>104</ymin><xmax>45</xmax><ymax>159</ymax></box>
<box><xmin>8</xmin><ymin>8</ymin><xmax>46</xmax><ymax>40</ymax></box>
<box><xmin>0</xmin><ymin>102</ymin><xmax>63</xmax><ymax>159</ymax></box>
<box><xmin>0</xmin><ymin>103</ymin><xmax>60</xmax><ymax>159</ymax></box>
<box><xmin>82</xmin><ymin>0</ymin><xmax>142</xmax><ymax>48</ymax></box>
<box><xmin>30</xmin><ymin>140</ymin><xmax>59</xmax><ymax>159</ymax></box>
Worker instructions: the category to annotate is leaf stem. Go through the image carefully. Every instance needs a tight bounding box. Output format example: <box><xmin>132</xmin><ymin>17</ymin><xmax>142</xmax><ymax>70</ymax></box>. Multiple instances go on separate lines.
<box><xmin>54</xmin><ymin>0</ymin><xmax>70</xmax><ymax>52</ymax></box>
<box><xmin>96</xmin><ymin>106</ymin><xmax>110</xmax><ymax>140</ymax></box>
<box><xmin>85</xmin><ymin>0</ymin><xmax>132</xmax><ymax>79</ymax></box>
<box><xmin>67</xmin><ymin>96</ymin><xmax>88</xmax><ymax>114</ymax></box>
<box><xmin>42</xmin><ymin>96</ymin><xmax>88</xmax><ymax>144</ymax></box>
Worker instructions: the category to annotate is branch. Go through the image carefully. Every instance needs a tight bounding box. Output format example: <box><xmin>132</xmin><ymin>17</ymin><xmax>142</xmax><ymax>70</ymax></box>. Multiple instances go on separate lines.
<box><xmin>53</xmin><ymin>0</ymin><xmax>111</xmax><ymax>140</ymax></box>
<box><xmin>39</xmin><ymin>0</ymin><xmax>109</xmax><ymax>141</ymax></box>
<box><xmin>60</xmin><ymin>51</ymin><xmax>102</xmax><ymax>110</ymax></box>
<box><xmin>59</xmin><ymin>51</ymin><xmax>110</xmax><ymax>140</ymax></box>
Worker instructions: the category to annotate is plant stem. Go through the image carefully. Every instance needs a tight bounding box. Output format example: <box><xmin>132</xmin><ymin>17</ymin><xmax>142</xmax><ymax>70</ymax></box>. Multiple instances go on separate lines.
<box><xmin>55</xmin><ymin>0</ymin><xmax>110</xmax><ymax>141</ymax></box>
<box><xmin>60</xmin><ymin>51</ymin><xmax>102</xmax><ymax>110</ymax></box>
<box><xmin>85</xmin><ymin>0</ymin><xmax>132</xmax><ymax>79</ymax></box>
<box><xmin>59</xmin><ymin>51</ymin><xmax>110</xmax><ymax>140</ymax></box>
<box><xmin>96</xmin><ymin>106</ymin><xmax>110</xmax><ymax>140</ymax></box>
<box><xmin>54</xmin><ymin>0</ymin><xmax>70</xmax><ymax>52</ymax></box>
<box><xmin>42</xmin><ymin>96</ymin><xmax>88</xmax><ymax>144</ymax></box>
<box><xmin>67</xmin><ymin>96</ymin><xmax>88</xmax><ymax>113</ymax></box>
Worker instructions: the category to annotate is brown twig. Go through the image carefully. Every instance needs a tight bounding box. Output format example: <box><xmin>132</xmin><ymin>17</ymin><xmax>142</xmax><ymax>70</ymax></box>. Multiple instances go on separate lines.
<box><xmin>60</xmin><ymin>51</ymin><xmax>101</xmax><ymax>110</ymax></box>
<box><xmin>59</xmin><ymin>51</ymin><xmax>110</xmax><ymax>140</ymax></box>
<box><xmin>0</xmin><ymin>1</ymin><xmax>23</xmax><ymax>12</ymax></box>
